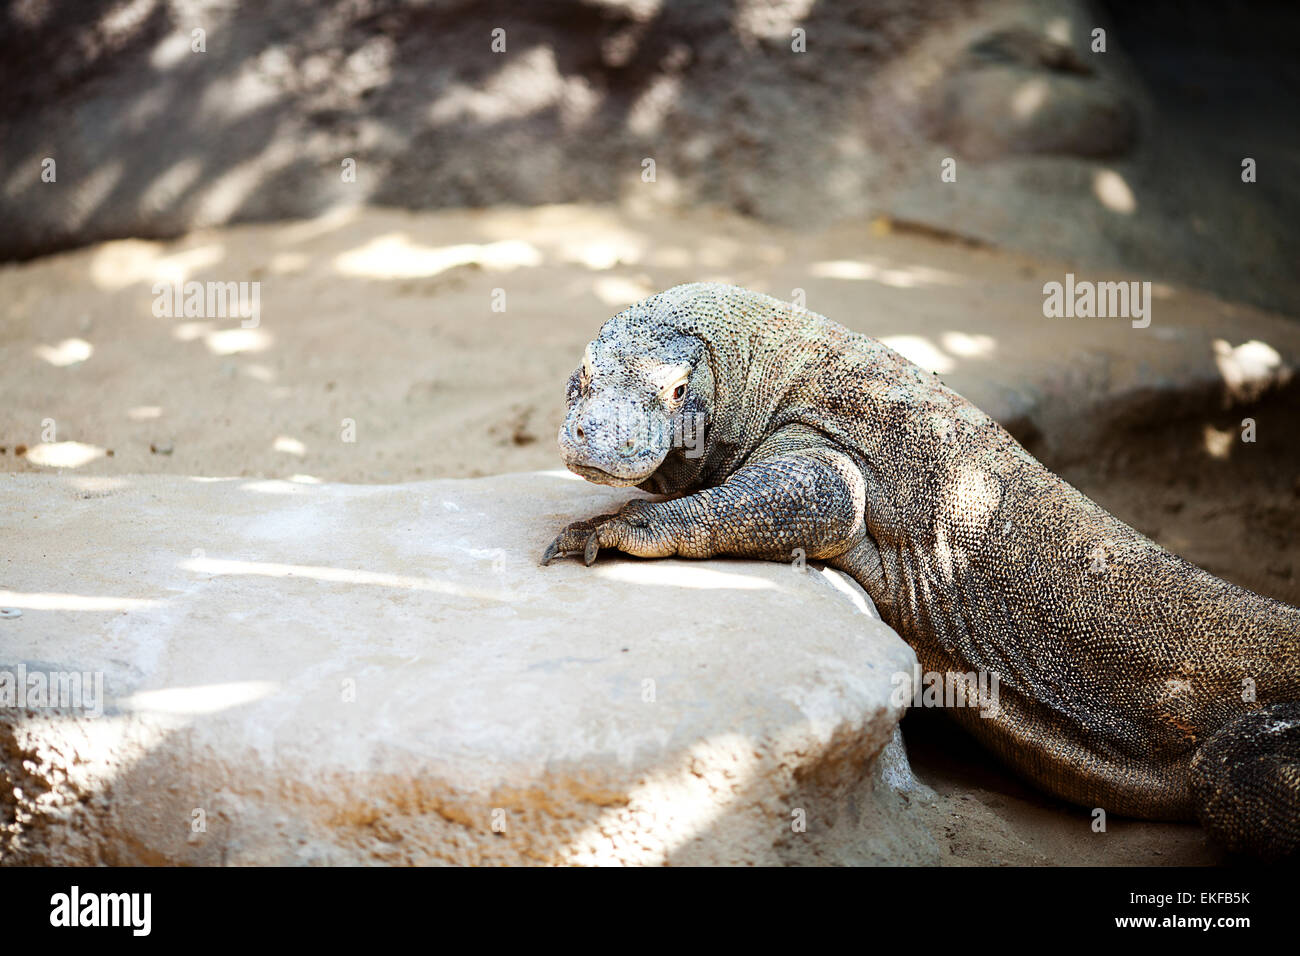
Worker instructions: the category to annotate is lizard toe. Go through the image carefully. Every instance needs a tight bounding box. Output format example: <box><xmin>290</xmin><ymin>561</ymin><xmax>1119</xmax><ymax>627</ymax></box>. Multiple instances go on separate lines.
<box><xmin>585</xmin><ymin>518</ymin><xmax>634</xmax><ymax>564</ymax></box>
<box><xmin>540</xmin><ymin>513</ymin><xmax>621</xmax><ymax>565</ymax></box>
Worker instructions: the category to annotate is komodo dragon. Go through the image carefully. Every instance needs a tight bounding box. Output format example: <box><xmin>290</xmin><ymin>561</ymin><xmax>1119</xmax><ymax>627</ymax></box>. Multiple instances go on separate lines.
<box><xmin>541</xmin><ymin>282</ymin><xmax>1300</xmax><ymax>858</ymax></box>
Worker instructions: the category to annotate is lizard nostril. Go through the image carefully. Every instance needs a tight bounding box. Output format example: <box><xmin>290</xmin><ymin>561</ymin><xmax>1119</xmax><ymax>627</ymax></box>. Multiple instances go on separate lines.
<box><xmin>575</xmin><ymin>425</ymin><xmax>585</xmax><ymax>441</ymax></box>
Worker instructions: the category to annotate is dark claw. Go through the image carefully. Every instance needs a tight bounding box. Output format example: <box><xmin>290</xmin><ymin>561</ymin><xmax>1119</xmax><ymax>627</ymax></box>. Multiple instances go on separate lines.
<box><xmin>583</xmin><ymin>532</ymin><xmax>601</xmax><ymax>566</ymax></box>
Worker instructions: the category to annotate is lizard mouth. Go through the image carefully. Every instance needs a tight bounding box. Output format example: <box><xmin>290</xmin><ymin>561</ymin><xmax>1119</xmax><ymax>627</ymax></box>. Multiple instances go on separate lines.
<box><xmin>566</xmin><ymin>462</ymin><xmax>656</xmax><ymax>487</ymax></box>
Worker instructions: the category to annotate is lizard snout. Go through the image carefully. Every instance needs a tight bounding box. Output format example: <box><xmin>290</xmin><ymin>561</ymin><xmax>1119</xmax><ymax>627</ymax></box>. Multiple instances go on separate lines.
<box><xmin>558</xmin><ymin>394</ymin><xmax>670</xmax><ymax>486</ymax></box>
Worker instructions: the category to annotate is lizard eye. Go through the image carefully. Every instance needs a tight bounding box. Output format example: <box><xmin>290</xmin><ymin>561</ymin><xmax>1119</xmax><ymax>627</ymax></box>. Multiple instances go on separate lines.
<box><xmin>672</xmin><ymin>383</ymin><xmax>687</xmax><ymax>401</ymax></box>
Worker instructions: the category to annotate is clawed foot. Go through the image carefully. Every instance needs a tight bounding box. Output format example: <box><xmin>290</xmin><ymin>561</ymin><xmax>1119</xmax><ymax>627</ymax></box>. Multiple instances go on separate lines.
<box><xmin>539</xmin><ymin>500</ymin><xmax>657</xmax><ymax>566</ymax></box>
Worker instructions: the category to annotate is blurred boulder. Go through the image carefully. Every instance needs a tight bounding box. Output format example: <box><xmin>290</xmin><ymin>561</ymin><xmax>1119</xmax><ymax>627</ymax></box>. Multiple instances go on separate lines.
<box><xmin>936</xmin><ymin>27</ymin><xmax>1137</xmax><ymax>159</ymax></box>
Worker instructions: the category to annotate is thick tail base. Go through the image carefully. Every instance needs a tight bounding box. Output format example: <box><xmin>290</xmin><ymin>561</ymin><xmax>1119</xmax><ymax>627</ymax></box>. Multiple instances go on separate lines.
<box><xmin>1190</xmin><ymin>702</ymin><xmax>1300</xmax><ymax>859</ymax></box>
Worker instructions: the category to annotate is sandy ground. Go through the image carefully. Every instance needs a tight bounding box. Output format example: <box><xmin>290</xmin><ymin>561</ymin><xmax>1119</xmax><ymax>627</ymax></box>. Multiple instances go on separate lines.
<box><xmin>2</xmin><ymin>203</ymin><xmax>1297</xmax><ymax>865</ymax></box>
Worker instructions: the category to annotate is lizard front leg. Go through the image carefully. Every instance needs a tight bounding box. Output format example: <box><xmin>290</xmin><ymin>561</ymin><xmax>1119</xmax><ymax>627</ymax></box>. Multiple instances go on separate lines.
<box><xmin>541</xmin><ymin>439</ymin><xmax>869</xmax><ymax>567</ymax></box>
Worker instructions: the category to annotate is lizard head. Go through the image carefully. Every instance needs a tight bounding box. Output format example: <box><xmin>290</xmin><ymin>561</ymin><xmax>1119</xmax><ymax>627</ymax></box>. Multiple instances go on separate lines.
<box><xmin>558</xmin><ymin>311</ymin><xmax>715</xmax><ymax>493</ymax></box>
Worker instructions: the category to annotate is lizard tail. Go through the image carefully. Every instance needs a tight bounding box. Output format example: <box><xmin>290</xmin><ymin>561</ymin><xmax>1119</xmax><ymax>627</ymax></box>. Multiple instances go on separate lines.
<box><xmin>1189</xmin><ymin>702</ymin><xmax>1300</xmax><ymax>859</ymax></box>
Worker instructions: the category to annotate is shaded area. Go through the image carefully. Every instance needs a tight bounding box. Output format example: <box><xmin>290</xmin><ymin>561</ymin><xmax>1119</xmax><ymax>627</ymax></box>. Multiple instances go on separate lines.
<box><xmin>900</xmin><ymin>707</ymin><xmax>1227</xmax><ymax>865</ymax></box>
<box><xmin>1051</xmin><ymin>384</ymin><xmax>1300</xmax><ymax>607</ymax></box>
<box><xmin>0</xmin><ymin>0</ymin><xmax>973</xmax><ymax>253</ymax></box>
<box><xmin>3</xmin><ymin>0</ymin><xmax>1300</xmax><ymax>312</ymax></box>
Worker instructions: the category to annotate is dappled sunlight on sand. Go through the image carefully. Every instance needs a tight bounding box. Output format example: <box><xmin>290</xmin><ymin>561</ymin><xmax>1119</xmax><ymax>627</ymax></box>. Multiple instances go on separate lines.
<box><xmin>593</xmin><ymin>275</ymin><xmax>656</xmax><ymax>306</ymax></box>
<box><xmin>207</xmin><ymin>327</ymin><xmax>271</xmax><ymax>355</ymax></box>
<box><xmin>810</xmin><ymin>257</ymin><xmax>965</xmax><ymax>288</ymax></box>
<box><xmin>879</xmin><ymin>335</ymin><xmax>955</xmax><ymax>374</ymax></box>
<box><xmin>34</xmin><ymin>338</ymin><xmax>93</xmax><ymax>367</ymax></box>
<box><xmin>557</xmin><ymin>236</ymin><xmax>645</xmax><ymax>270</ymax></box>
<box><xmin>90</xmin><ymin>240</ymin><xmax>225</xmax><ymax>290</ymax></box>
<box><xmin>940</xmin><ymin>331</ymin><xmax>996</xmax><ymax>358</ymax></box>
<box><xmin>874</xmin><ymin>329</ymin><xmax>999</xmax><ymax>375</ymax></box>
<box><xmin>1212</xmin><ymin>338</ymin><xmax>1291</xmax><ymax>402</ymax></box>
<box><xmin>23</xmin><ymin>442</ymin><xmax>107</xmax><ymax>469</ymax></box>
<box><xmin>173</xmin><ymin>321</ymin><xmax>209</xmax><ymax>341</ymax></box>
<box><xmin>333</xmin><ymin>233</ymin><xmax>543</xmax><ymax>279</ymax></box>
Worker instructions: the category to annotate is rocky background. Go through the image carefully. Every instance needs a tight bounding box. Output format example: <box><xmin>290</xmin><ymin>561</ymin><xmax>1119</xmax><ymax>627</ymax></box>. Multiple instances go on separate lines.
<box><xmin>2</xmin><ymin>0</ymin><xmax>1298</xmax><ymax>314</ymax></box>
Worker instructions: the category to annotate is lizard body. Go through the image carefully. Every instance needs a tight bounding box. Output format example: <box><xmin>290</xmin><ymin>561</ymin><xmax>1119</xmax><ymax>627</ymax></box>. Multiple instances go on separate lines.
<box><xmin>542</xmin><ymin>283</ymin><xmax>1300</xmax><ymax>857</ymax></box>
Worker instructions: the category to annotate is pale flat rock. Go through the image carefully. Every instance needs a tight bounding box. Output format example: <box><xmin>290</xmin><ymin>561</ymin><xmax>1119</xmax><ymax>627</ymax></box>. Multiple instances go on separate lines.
<box><xmin>0</xmin><ymin>471</ymin><xmax>919</xmax><ymax>865</ymax></box>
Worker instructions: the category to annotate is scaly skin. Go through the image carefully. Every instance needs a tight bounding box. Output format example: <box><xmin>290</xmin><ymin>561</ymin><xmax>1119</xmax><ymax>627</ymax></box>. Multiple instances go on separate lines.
<box><xmin>542</xmin><ymin>283</ymin><xmax>1300</xmax><ymax>857</ymax></box>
